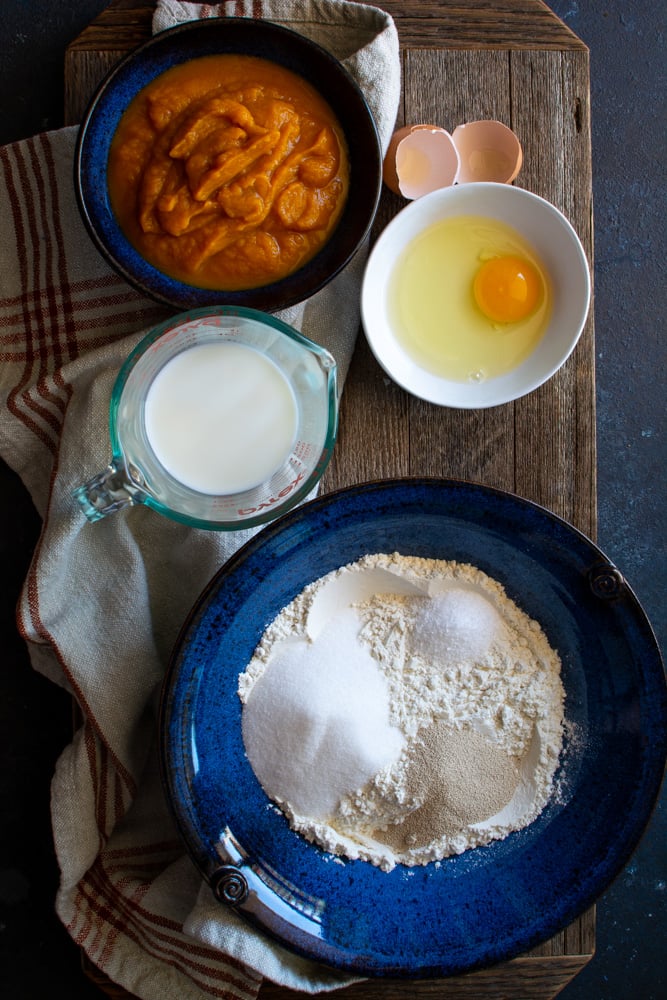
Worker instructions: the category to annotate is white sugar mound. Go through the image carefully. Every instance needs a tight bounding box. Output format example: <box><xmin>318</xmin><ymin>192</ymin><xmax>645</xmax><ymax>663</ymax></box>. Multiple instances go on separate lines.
<box><xmin>241</xmin><ymin>607</ymin><xmax>404</xmax><ymax>819</ymax></box>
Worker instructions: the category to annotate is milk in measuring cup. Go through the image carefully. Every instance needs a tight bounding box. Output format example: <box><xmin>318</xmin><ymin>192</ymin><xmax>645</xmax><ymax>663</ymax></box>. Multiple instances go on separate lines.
<box><xmin>144</xmin><ymin>341</ymin><xmax>298</xmax><ymax>494</ymax></box>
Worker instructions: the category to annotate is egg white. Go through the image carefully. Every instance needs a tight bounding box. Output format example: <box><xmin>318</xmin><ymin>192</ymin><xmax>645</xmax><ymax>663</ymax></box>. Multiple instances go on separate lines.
<box><xmin>389</xmin><ymin>215</ymin><xmax>551</xmax><ymax>382</ymax></box>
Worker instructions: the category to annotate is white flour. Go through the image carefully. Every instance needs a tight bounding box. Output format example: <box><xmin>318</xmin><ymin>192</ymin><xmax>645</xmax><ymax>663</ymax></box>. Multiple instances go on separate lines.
<box><xmin>239</xmin><ymin>552</ymin><xmax>564</xmax><ymax>871</ymax></box>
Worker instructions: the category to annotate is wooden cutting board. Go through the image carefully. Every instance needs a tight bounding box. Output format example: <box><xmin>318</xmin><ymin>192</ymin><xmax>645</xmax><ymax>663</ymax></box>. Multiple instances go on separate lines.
<box><xmin>65</xmin><ymin>2</ymin><xmax>596</xmax><ymax>997</ymax></box>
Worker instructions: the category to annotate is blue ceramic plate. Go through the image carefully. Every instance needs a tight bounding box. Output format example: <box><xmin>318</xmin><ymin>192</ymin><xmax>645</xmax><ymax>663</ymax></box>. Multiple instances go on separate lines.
<box><xmin>159</xmin><ymin>478</ymin><xmax>666</xmax><ymax>977</ymax></box>
<box><xmin>75</xmin><ymin>18</ymin><xmax>381</xmax><ymax>312</ymax></box>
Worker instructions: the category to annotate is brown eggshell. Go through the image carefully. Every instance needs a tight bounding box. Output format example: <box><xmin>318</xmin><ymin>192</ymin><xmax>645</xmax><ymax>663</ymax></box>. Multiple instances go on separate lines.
<box><xmin>452</xmin><ymin>120</ymin><xmax>523</xmax><ymax>184</ymax></box>
<box><xmin>382</xmin><ymin>124</ymin><xmax>458</xmax><ymax>198</ymax></box>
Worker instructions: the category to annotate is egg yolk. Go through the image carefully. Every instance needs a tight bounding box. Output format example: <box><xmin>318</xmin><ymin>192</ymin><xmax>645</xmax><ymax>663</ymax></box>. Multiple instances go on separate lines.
<box><xmin>473</xmin><ymin>255</ymin><xmax>543</xmax><ymax>324</ymax></box>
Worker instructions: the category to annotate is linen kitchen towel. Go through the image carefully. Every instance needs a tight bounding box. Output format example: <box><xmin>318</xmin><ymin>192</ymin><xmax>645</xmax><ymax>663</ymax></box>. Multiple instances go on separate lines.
<box><xmin>0</xmin><ymin>1</ymin><xmax>400</xmax><ymax>997</ymax></box>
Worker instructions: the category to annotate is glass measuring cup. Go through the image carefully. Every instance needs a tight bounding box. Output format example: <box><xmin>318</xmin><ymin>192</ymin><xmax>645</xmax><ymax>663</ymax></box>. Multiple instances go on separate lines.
<box><xmin>73</xmin><ymin>307</ymin><xmax>338</xmax><ymax>530</ymax></box>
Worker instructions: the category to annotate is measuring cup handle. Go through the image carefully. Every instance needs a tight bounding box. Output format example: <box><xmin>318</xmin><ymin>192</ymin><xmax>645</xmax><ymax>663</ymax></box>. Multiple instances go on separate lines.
<box><xmin>73</xmin><ymin>461</ymin><xmax>142</xmax><ymax>522</ymax></box>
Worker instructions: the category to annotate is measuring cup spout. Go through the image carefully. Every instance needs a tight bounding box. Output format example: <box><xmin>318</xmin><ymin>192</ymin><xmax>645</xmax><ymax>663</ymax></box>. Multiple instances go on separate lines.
<box><xmin>73</xmin><ymin>460</ymin><xmax>145</xmax><ymax>522</ymax></box>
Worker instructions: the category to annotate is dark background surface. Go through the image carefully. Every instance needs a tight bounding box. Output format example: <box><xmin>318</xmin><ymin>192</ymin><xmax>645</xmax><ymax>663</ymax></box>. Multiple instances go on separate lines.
<box><xmin>0</xmin><ymin>1</ymin><xmax>664</xmax><ymax>997</ymax></box>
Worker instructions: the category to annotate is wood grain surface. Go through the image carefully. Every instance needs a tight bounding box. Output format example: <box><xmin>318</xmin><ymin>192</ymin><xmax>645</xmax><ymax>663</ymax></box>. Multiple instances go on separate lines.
<box><xmin>65</xmin><ymin>2</ymin><xmax>596</xmax><ymax>997</ymax></box>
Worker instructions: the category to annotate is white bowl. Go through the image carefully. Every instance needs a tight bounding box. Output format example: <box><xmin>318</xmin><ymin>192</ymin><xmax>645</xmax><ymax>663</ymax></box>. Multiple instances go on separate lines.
<box><xmin>361</xmin><ymin>183</ymin><xmax>591</xmax><ymax>408</ymax></box>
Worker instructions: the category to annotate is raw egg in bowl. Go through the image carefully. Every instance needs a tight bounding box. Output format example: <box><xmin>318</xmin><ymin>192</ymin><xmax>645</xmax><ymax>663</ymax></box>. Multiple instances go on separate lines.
<box><xmin>361</xmin><ymin>183</ymin><xmax>591</xmax><ymax>408</ymax></box>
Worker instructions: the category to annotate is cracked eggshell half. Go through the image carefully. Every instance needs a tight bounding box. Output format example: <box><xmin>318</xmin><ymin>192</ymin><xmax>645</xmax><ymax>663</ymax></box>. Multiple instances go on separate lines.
<box><xmin>452</xmin><ymin>120</ymin><xmax>523</xmax><ymax>184</ymax></box>
<box><xmin>383</xmin><ymin>124</ymin><xmax>460</xmax><ymax>199</ymax></box>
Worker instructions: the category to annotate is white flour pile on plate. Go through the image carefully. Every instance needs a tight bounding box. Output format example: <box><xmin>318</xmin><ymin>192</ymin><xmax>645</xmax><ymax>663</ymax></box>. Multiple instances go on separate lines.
<box><xmin>238</xmin><ymin>552</ymin><xmax>564</xmax><ymax>871</ymax></box>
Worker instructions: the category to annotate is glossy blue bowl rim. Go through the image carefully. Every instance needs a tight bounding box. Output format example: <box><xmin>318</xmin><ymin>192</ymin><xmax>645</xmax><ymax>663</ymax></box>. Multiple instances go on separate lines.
<box><xmin>159</xmin><ymin>477</ymin><xmax>666</xmax><ymax>977</ymax></box>
<box><xmin>74</xmin><ymin>17</ymin><xmax>382</xmax><ymax>312</ymax></box>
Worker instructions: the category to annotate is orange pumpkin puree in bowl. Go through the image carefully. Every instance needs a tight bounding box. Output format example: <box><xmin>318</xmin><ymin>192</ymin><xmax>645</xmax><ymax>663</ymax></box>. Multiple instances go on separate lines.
<box><xmin>107</xmin><ymin>54</ymin><xmax>350</xmax><ymax>291</ymax></box>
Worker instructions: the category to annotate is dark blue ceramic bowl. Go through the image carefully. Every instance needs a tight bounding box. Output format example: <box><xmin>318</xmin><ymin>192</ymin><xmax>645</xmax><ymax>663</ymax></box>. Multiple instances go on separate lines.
<box><xmin>159</xmin><ymin>478</ymin><xmax>666</xmax><ymax>977</ymax></box>
<box><xmin>75</xmin><ymin>18</ymin><xmax>381</xmax><ymax>312</ymax></box>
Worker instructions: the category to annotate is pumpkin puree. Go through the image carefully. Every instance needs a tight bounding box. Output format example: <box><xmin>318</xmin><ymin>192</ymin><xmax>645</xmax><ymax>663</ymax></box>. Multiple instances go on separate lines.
<box><xmin>108</xmin><ymin>54</ymin><xmax>350</xmax><ymax>290</ymax></box>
